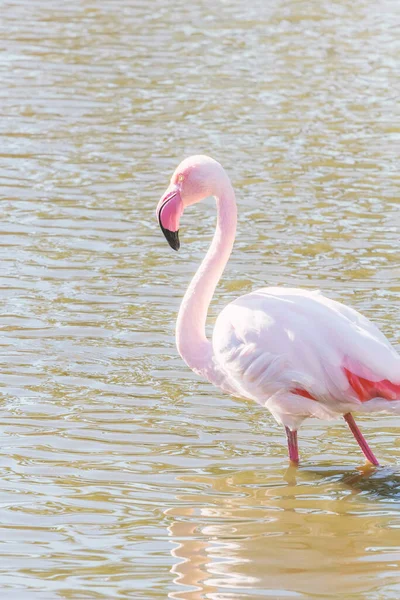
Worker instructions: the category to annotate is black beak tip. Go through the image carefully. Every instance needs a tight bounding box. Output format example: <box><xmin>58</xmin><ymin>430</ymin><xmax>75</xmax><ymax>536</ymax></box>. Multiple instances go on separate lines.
<box><xmin>162</xmin><ymin>227</ymin><xmax>180</xmax><ymax>251</ymax></box>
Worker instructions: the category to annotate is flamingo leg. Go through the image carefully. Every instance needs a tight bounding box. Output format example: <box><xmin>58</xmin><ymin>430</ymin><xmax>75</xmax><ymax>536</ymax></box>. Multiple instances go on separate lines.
<box><xmin>285</xmin><ymin>426</ymin><xmax>299</xmax><ymax>464</ymax></box>
<box><xmin>343</xmin><ymin>412</ymin><xmax>379</xmax><ymax>466</ymax></box>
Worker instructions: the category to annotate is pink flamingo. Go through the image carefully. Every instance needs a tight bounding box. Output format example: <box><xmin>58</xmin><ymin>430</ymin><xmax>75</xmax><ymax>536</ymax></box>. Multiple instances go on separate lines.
<box><xmin>156</xmin><ymin>155</ymin><xmax>400</xmax><ymax>465</ymax></box>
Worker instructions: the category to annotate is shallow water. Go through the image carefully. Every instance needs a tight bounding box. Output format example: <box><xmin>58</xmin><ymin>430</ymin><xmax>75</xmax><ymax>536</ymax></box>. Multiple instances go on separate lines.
<box><xmin>1</xmin><ymin>0</ymin><xmax>399</xmax><ymax>597</ymax></box>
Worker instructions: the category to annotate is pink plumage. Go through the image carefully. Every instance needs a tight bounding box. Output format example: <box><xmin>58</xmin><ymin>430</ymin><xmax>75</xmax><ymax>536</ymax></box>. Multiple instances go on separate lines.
<box><xmin>156</xmin><ymin>155</ymin><xmax>400</xmax><ymax>466</ymax></box>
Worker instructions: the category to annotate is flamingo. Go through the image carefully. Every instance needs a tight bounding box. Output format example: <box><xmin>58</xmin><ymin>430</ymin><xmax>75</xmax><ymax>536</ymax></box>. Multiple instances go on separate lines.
<box><xmin>156</xmin><ymin>155</ymin><xmax>400</xmax><ymax>465</ymax></box>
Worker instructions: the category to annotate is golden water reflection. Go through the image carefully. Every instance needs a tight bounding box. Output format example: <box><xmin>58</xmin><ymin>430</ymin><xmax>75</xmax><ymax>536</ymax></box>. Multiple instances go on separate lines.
<box><xmin>168</xmin><ymin>466</ymin><xmax>400</xmax><ymax>598</ymax></box>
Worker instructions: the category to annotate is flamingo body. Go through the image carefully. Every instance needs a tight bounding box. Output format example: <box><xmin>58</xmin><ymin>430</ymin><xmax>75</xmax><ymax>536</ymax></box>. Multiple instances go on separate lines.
<box><xmin>213</xmin><ymin>287</ymin><xmax>400</xmax><ymax>431</ymax></box>
<box><xmin>156</xmin><ymin>155</ymin><xmax>400</xmax><ymax>465</ymax></box>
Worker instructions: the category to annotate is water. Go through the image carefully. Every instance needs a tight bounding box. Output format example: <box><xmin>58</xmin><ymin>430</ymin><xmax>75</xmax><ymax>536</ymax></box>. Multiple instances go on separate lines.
<box><xmin>0</xmin><ymin>0</ymin><xmax>399</xmax><ymax>597</ymax></box>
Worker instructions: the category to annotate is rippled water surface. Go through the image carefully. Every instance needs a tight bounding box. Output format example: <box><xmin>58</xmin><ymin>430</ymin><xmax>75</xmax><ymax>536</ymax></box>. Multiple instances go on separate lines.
<box><xmin>1</xmin><ymin>0</ymin><xmax>400</xmax><ymax>597</ymax></box>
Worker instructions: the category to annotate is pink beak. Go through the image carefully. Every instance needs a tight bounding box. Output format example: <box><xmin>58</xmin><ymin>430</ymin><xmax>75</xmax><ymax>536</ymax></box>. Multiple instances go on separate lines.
<box><xmin>156</xmin><ymin>186</ymin><xmax>184</xmax><ymax>251</ymax></box>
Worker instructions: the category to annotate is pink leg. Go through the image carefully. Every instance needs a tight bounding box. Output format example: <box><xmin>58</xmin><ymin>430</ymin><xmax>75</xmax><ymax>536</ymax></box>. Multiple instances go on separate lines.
<box><xmin>285</xmin><ymin>426</ymin><xmax>299</xmax><ymax>463</ymax></box>
<box><xmin>343</xmin><ymin>412</ymin><xmax>379</xmax><ymax>466</ymax></box>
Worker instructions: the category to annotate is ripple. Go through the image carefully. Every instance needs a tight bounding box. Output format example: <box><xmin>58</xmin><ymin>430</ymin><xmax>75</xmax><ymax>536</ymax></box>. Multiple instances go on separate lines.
<box><xmin>0</xmin><ymin>0</ymin><xmax>399</xmax><ymax>598</ymax></box>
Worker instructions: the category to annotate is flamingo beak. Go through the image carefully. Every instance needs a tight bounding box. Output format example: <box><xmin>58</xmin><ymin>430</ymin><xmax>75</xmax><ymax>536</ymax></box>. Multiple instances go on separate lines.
<box><xmin>156</xmin><ymin>187</ymin><xmax>183</xmax><ymax>251</ymax></box>
<box><xmin>161</xmin><ymin>223</ymin><xmax>180</xmax><ymax>251</ymax></box>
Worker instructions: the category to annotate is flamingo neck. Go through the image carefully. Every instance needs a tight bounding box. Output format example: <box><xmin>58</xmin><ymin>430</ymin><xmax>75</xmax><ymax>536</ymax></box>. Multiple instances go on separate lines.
<box><xmin>176</xmin><ymin>182</ymin><xmax>237</xmax><ymax>379</ymax></box>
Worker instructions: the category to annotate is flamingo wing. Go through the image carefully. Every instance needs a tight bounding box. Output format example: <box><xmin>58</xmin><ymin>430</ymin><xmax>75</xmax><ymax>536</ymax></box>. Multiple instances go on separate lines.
<box><xmin>212</xmin><ymin>287</ymin><xmax>400</xmax><ymax>428</ymax></box>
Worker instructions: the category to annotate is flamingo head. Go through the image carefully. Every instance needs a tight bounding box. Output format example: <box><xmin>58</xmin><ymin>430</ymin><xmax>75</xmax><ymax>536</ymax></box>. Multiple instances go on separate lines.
<box><xmin>156</xmin><ymin>155</ymin><xmax>226</xmax><ymax>251</ymax></box>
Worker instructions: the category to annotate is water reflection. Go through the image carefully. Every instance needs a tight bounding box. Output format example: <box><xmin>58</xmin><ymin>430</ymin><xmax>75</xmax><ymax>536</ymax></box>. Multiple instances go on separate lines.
<box><xmin>167</xmin><ymin>466</ymin><xmax>400</xmax><ymax>599</ymax></box>
<box><xmin>342</xmin><ymin>466</ymin><xmax>400</xmax><ymax>501</ymax></box>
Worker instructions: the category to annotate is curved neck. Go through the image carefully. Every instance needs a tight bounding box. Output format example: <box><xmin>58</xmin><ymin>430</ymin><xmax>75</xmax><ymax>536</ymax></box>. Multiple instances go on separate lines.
<box><xmin>176</xmin><ymin>181</ymin><xmax>237</xmax><ymax>377</ymax></box>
